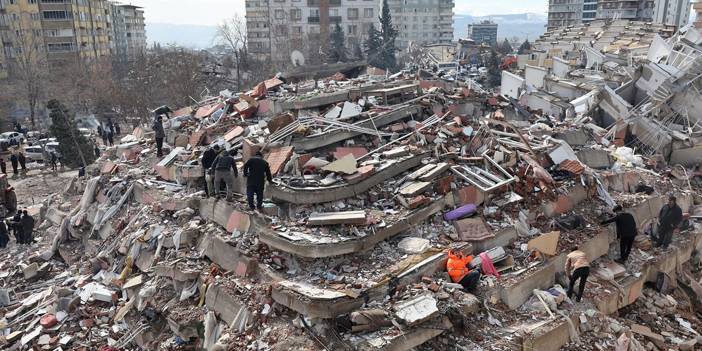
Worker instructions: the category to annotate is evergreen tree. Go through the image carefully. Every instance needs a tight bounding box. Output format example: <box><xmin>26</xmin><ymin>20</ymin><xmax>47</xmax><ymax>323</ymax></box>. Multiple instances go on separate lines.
<box><xmin>47</xmin><ymin>99</ymin><xmax>96</xmax><ymax>169</ymax></box>
<box><xmin>486</xmin><ymin>49</ymin><xmax>501</xmax><ymax>87</ymax></box>
<box><xmin>498</xmin><ymin>39</ymin><xmax>513</xmax><ymax>55</ymax></box>
<box><xmin>328</xmin><ymin>23</ymin><xmax>348</xmax><ymax>63</ymax></box>
<box><xmin>378</xmin><ymin>0</ymin><xmax>398</xmax><ymax>71</ymax></box>
<box><xmin>518</xmin><ymin>39</ymin><xmax>532</xmax><ymax>54</ymax></box>
<box><xmin>364</xmin><ymin>24</ymin><xmax>383</xmax><ymax>68</ymax></box>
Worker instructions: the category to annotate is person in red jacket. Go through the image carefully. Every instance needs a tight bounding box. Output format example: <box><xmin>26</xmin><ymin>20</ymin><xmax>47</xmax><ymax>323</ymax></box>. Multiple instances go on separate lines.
<box><xmin>447</xmin><ymin>250</ymin><xmax>481</xmax><ymax>291</ymax></box>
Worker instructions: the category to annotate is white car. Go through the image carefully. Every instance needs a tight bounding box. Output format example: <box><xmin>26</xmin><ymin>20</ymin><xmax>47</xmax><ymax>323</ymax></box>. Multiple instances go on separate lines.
<box><xmin>45</xmin><ymin>142</ymin><xmax>60</xmax><ymax>156</ymax></box>
<box><xmin>0</xmin><ymin>132</ymin><xmax>24</xmax><ymax>148</ymax></box>
<box><xmin>24</xmin><ymin>145</ymin><xmax>45</xmax><ymax>162</ymax></box>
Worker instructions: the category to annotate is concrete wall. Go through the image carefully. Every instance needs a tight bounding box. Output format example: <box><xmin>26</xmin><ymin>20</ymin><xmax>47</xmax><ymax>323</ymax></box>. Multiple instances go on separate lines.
<box><xmin>552</xmin><ymin>57</ymin><xmax>571</xmax><ymax>78</ymax></box>
<box><xmin>525</xmin><ymin>65</ymin><xmax>548</xmax><ymax>89</ymax></box>
<box><xmin>501</xmin><ymin>71</ymin><xmax>525</xmax><ymax>100</ymax></box>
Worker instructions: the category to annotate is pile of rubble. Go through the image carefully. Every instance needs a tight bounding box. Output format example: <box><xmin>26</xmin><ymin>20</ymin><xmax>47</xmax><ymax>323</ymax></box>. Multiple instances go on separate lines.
<box><xmin>2</xmin><ymin>22</ymin><xmax>702</xmax><ymax>351</ymax></box>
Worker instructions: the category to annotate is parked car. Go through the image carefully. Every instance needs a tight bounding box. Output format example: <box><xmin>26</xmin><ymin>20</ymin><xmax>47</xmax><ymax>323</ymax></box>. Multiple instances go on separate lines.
<box><xmin>24</xmin><ymin>145</ymin><xmax>45</xmax><ymax>163</ymax></box>
<box><xmin>45</xmin><ymin>141</ymin><xmax>60</xmax><ymax>157</ymax></box>
<box><xmin>0</xmin><ymin>132</ymin><xmax>25</xmax><ymax>148</ymax></box>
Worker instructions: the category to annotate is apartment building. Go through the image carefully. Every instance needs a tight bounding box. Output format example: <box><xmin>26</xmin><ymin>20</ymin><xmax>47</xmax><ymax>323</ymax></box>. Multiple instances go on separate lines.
<box><xmin>695</xmin><ymin>1</ymin><xmax>702</xmax><ymax>29</ymax></box>
<box><xmin>0</xmin><ymin>0</ymin><xmax>146</xmax><ymax>77</ymax></box>
<box><xmin>386</xmin><ymin>0</ymin><xmax>454</xmax><ymax>51</ymax></box>
<box><xmin>246</xmin><ymin>0</ymin><xmax>380</xmax><ymax>64</ymax></box>
<box><xmin>110</xmin><ymin>3</ymin><xmax>146</xmax><ymax>61</ymax></box>
<box><xmin>547</xmin><ymin>0</ymin><xmax>691</xmax><ymax>29</ymax></box>
<box><xmin>466</xmin><ymin>20</ymin><xmax>497</xmax><ymax>46</ymax></box>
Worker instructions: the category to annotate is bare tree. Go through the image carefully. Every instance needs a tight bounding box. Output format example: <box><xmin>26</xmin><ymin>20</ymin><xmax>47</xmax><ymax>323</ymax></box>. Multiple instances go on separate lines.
<box><xmin>215</xmin><ymin>14</ymin><xmax>249</xmax><ymax>91</ymax></box>
<box><xmin>7</xmin><ymin>14</ymin><xmax>48</xmax><ymax>129</ymax></box>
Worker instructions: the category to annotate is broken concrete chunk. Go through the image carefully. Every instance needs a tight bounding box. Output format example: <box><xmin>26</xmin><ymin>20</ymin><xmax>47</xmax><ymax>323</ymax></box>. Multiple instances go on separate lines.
<box><xmin>419</xmin><ymin>162</ymin><xmax>450</xmax><ymax>181</ymax></box>
<box><xmin>321</xmin><ymin>154</ymin><xmax>357</xmax><ymax>175</ymax></box>
<box><xmin>397</xmin><ymin>237</ymin><xmax>431</xmax><ymax>254</ymax></box>
<box><xmin>394</xmin><ymin>295</ymin><xmax>438</xmax><ymax>326</ymax></box>
<box><xmin>399</xmin><ymin>181</ymin><xmax>432</xmax><ymax>197</ymax></box>
<box><xmin>527</xmin><ymin>231</ymin><xmax>560</xmax><ymax>256</ymax></box>
<box><xmin>308</xmin><ymin>211</ymin><xmax>367</xmax><ymax>226</ymax></box>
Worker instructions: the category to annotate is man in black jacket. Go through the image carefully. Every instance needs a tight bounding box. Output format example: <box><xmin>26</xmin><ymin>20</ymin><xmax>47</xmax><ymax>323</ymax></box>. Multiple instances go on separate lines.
<box><xmin>656</xmin><ymin>196</ymin><xmax>683</xmax><ymax>249</ymax></box>
<box><xmin>201</xmin><ymin>145</ymin><xmax>220</xmax><ymax>196</ymax></box>
<box><xmin>601</xmin><ymin>205</ymin><xmax>637</xmax><ymax>263</ymax></box>
<box><xmin>210</xmin><ymin>149</ymin><xmax>238</xmax><ymax>201</ymax></box>
<box><xmin>243</xmin><ymin>151</ymin><xmax>273</xmax><ymax>211</ymax></box>
<box><xmin>20</xmin><ymin>210</ymin><xmax>34</xmax><ymax>244</ymax></box>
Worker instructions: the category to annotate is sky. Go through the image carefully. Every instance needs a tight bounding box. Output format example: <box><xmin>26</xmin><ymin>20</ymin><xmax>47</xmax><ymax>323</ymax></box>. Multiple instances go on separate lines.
<box><xmin>126</xmin><ymin>0</ymin><xmax>547</xmax><ymax>26</ymax></box>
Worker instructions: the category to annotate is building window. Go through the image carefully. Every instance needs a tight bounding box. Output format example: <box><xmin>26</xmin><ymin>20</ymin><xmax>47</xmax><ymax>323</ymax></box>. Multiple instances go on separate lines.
<box><xmin>290</xmin><ymin>9</ymin><xmax>301</xmax><ymax>20</ymax></box>
<box><xmin>348</xmin><ymin>8</ymin><xmax>359</xmax><ymax>19</ymax></box>
<box><xmin>274</xmin><ymin>9</ymin><xmax>285</xmax><ymax>19</ymax></box>
<box><xmin>348</xmin><ymin>24</ymin><xmax>357</xmax><ymax>35</ymax></box>
<box><xmin>47</xmin><ymin>42</ymin><xmax>74</xmax><ymax>52</ymax></box>
<box><xmin>363</xmin><ymin>8</ymin><xmax>373</xmax><ymax>18</ymax></box>
<box><xmin>42</xmin><ymin>10</ymin><xmax>71</xmax><ymax>20</ymax></box>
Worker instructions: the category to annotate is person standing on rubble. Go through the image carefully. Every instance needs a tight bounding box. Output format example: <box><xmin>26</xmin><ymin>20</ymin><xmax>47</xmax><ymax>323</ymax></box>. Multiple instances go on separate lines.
<box><xmin>10</xmin><ymin>210</ymin><xmax>23</xmax><ymax>244</ymax></box>
<box><xmin>4</xmin><ymin>186</ymin><xmax>16</xmax><ymax>216</ymax></box>
<box><xmin>0</xmin><ymin>220</ymin><xmax>8</xmax><ymax>248</ymax></box>
<box><xmin>201</xmin><ymin>145</ymin><xmax>220</xmax><ymax>197</ymax></box>
<box><xmin>20</xmin><ymin>209</ymin><xmax>34</xmax><ymax>244</ymax></box>
<box><xmin>447</xmin><ymin>249</ymin><xmax>481</xmax><ymax>291</ymax></box>
<box><xmin>152</xmin><ymin>116</ymin><xmax>165</xmax><ymax>157</ymax></box>
<box><xmin>655</xmin><ymin>196</ymin><xmax>683</xmax><ymax>249</ymax></box>
<box><xmin>243</xmin><ymin>151</ymin><xmax>272</xmax><ymax>211</ymax></box>
<box><xmin>565</xmin><ymin>247</ymin><xmax>590</xmax><ymax>302</ymax></box>
<box><xmin>17</xmin><ymin>151</ymin><xmax>26</xmax><ymax>174</ymax></box>
<box><xmin>600</xmin><ymin>205</ymin><xmax>638</xmax><ymax>264</ymax></box>
<box><xmin>107</xmin><ymin>129</ymin><xmax>114</xmax><ymax>147</ymax></box>
<box><xmin>9</xmin><ymin>153</ymin><xmax>18</xmax><ymax>177</ymax></box>
<box><xmin>0</xmin><ymin>157</ymin><xmax>6</xmax><ymax>174</ymax></box>
<box><xmin>210</xmin><ymin>149</ymin><xmax>238</xmax><ymax>201</ymax></box>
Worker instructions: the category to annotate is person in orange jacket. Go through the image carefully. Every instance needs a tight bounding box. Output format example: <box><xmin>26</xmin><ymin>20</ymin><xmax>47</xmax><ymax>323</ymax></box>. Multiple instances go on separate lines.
<box><xmin>447</xmin><ymin>249</ymin><xmax>481</xmax><ymax>291</ymax></box>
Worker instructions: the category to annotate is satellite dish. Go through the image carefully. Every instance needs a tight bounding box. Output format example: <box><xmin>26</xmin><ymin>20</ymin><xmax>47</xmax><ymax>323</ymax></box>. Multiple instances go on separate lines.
<box><xmin>290</xmin><ymin>50</ymin><xmax>305</xmax><ymax>67</ymax></box>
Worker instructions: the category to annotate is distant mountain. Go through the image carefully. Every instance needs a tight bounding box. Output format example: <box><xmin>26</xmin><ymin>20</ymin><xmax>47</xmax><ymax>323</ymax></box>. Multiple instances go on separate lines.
<box><xmin>146</xmin><ymin>23</ymin><xmax>218</xmax><ymax>49</ymax></box>
<box><xmin>454</xmin><ymin>13</ymin><xmax>547</xmax><ymax>42</ymax></box>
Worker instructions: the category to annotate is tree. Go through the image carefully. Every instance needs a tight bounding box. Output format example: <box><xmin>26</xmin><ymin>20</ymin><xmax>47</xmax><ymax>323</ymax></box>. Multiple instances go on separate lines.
<box><xmin>7</xmin><ymin>15</ymin><xmax>48</xmax><ymax>129</ymax></box>
<box><xmin>47</xmin><ymin>100</ymin><xmax>96</xmax><ymax>169</ymax></box>
<box><xmin>215</xmin><ymin>14</ymin><xmax>248</xmax><ymax>91</ymax></box>
<box><xmin>378</xmin><ymin>0</ymin><xmax>398</xmax><ymax>70</ymax></box>
<box><xmin>364</xmin><ymin>24</ymin><xmax>383</xmax><ymax>68</ymax></box>
<box><xmin>486</xmin><ymin>49</ymin><xmax>501</xmax><ymax>87</ymax></box>
<box><xmin>498</xmin><ymin>39</ymin><xmax>513</xmax><ymax>55</ymax></box>
<box><xmin>328</xmin><ymin>23</ymin><xmax>348</xmax><ymax>63</ymax></box>
<box><xmin>518</xmin><ymin>39</ymin><xmax>532</xmax><ymax>54</ymax></box>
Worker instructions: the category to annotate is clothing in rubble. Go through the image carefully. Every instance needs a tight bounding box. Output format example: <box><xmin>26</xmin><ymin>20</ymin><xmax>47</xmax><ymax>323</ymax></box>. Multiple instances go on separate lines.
<box><xmin>243</xmin><ymin>153</ymin><xmax>272</xmax><ymax>211</ymax></box>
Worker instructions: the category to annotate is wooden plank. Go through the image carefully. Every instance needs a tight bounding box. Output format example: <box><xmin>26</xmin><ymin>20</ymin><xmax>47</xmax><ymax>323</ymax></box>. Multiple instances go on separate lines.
<box><xmin>399</xmin><ymin>181</ymin><xmax>432</xmax><ymax>197</ymax></box>
<box><xmin>407</xmin><ymin>163</ymin><xmax>436</xmax><ymax>180</ymax></box>
<box><xmin>308</xmin><ymin>210</ymin><xmax>367</xmax><ymax>226</ymax></box>
<box><xmin>419</xmin><ymin>162</ymin><xmax>450</xmax><ymax>181</ymax></box>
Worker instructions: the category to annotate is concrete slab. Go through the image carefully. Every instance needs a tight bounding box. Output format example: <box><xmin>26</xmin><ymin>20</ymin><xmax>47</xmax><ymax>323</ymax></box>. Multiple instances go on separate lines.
<box><xmin>205</xmin><ymin>283</ymin><xmax>251</xmax><ymax>329</ymax></box>
<box><xmin>500</xmin><ymin>261</ymin><xmax>556</xmax><ymax>310</ymax></box>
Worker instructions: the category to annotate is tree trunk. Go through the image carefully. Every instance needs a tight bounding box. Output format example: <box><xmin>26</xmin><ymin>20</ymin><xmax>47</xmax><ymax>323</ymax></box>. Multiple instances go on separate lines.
<box><xmin>29</xmin><ymin>100</ymin><xmax>36</xmax><ymax>129</ymax></box>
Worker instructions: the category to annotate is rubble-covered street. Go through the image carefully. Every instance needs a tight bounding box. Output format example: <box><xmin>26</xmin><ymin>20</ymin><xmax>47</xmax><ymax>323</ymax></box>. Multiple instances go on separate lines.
<box><xmin>2</xmin><ymin>19</ymin><xmax>702</xmax><ymax>351</ymax></box>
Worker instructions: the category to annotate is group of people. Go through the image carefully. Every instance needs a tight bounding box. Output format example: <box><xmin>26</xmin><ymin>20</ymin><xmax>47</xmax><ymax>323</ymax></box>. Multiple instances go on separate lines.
<box><xmin>0</xmin><ymin>209</ymin><xmax>35</xmax><ymax>248</ymax></box>
<box><xmin>446</xmin><ymin>195</ymin><xmax>686</xmax><ymax>303</ymax></box>
<box><xmin>0</xmin><ymin>151</ymin><xmax>27</xmax><ymax>177</ymax></box>
<box><xmin>97</xmin><ymin>120</ymin><xmax>120</xmax><ymax>147</ymax></box>
<box><xmin>200</xmin><ymin>144</ymin><xmax>273</xmax><ymax>211</ymax></box>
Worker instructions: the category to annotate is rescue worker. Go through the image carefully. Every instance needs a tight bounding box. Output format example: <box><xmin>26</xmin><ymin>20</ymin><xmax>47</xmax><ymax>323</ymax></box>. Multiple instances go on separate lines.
<box><xmin>201</xmin><ymin>145</ymin><xmax>220</xmax><ymax>197</ymax></box>
<box><xmin>601</xmin><ymin>205</ymin><xmax>637</xmax><ymax>263</ymax></box>
<box><xmin>565</xmin><ymin>247</ymin><xmax>590</xmax><ymax>302</ymax></box>
<box><xmin>243</xmin><ymin>151</ymin><xmax>273</xmax><ymax>211</ymax></box>
<box><xmin>0</xmin><ymin>220</ymin><xmax>8</xmax><ymax>248</ymax></box>
<box><xmin>153</xmin><ymin>116</ymin><xmax>165</xmax><ymax>157</ymax></box>
<box><xmin>656</xmin><ymin>196</ymin><xmax>683</xmax><ymax>249</ymax></box>
<box><xmin>107</xmin><ymin>130</ymin><xmax>114</xmax><ymax>146</ymax></box>
<box><xmin>210</xmin><ymin>149</ymin><xmax>238</xmax><ymax>201</ymax></box>
<box><xmin>446</xmin><ymin>249</ymin><xmax>480</xmax><ymax>291</ymax></box>
<box><xmin>20</xmin><ymin>210</ymin><xmax>34</xmax><ymax>244</ymax></box>
<box><xmin>50</xmin><ymin>152</ymin><xmax>58</xmax><ymax>172</ymax></box>
<box><xmin>9</xmin><ymin>153</ymin><xmax>18</xmax><ymax>176</ymax></box>
<box><xmin>0</xmin><ymin>157</ymin><xmax>6</xmax><ymax>174</ymax></box>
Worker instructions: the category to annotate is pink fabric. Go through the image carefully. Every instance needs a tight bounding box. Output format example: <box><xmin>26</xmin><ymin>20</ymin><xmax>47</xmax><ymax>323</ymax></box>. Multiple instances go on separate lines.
<box><xmin>479</xmin><ymin>252</ymin><xmax>500</xmax><ymax>278</ymax></box>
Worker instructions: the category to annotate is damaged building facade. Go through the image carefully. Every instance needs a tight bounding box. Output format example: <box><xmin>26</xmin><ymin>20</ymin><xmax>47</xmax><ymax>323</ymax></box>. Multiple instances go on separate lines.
<box><xmin>2</xmin><ymin>17</ymin><xmax>702</xmax><ymax>351</ymax></box>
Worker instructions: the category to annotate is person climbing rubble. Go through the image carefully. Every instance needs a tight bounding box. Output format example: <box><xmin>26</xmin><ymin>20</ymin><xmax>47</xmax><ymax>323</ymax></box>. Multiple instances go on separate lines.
<box><xmin>210</xmin><ymin>149</ymin><xmax>238</xmax><ymax>201</ymax></box>
<box><xmin>243</xmin><ymin>151</ymin><xmax>272</xmax><ymax>211</ymax></box>
<box><xmin>655</xmin><ymin>195</ymin><xmax>683</xmax><ymax>249</ymax></box>
<box><xmin>565</xmin><ymin>247</ymin><xmax>590</xmax><ymax>302</ymax></box>
<box><xmin>600</xmin><ymin>205</ymin><xmax>638</xmax><ymax>264</ymax></box>
<box><xmin>152</xmin><ymin>115</ymin><xmax>165</xmax><ymax>157</ymax></box>
<box><xmin>447</xmin><ymin>249</ymin><xmax>480</xmax><ymax>292</ymax></box>
<box><xmin>201</xmin><ymin>145</ymin><xmax>221</xmax><ymax>197</ymax></box>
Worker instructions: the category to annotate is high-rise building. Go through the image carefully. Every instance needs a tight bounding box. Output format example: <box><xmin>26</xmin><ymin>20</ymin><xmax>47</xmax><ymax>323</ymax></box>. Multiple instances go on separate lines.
<box><xmin>547</xmin><ymin>0</ymin><xmax>691</xmax><ymax>29</ymax></box>
<box><xmin>0</xmin><ymin>0</ymin><xmax>146</xmax><ymax>78</ymax></box>
<box><xmin>466</xmin><ymin>20</ymin><xmax>498</xmax><ymax>46</ymax></box>
<box><xmin>694</xmin><ymin>1</ymin><xmax>702</xmax><ymax>29</ymax></box>
<box><xmin>246</xmin><ymin>0</ymin><xmax>380</xmax><ymax>65</ymax></box>
<box><xmin>386</xmin><ymin>0</ymin><xmax>454</xmax><ymax>51</ymax></box>
<box><xmin>110</xmin><ymin>3</ymin><xmax>146</xmax><ymax>61</ymax></box>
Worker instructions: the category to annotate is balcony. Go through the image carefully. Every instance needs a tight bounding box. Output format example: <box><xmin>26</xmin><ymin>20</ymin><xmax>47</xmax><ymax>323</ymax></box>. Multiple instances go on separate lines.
<box><xmin>308</xmin><ymin>16</ymin><xmax>342</xmax><ymax>23</ymax></box>
<box><xmin>307</xmin><ymin>0</ymin><xmax>341</xmax><ymax>6</ymax></box>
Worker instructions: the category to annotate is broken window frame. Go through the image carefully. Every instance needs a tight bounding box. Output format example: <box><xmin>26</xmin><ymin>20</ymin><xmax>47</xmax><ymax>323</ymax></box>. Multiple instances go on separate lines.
<box><xmin>450</xmin><ymin>151</ymin><xmax>516</xmax><ymax>192</ymax></box>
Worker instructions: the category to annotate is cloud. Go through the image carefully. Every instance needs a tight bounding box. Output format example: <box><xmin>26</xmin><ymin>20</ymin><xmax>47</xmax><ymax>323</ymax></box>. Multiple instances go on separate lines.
<box><xmin>127</xmin><ymin>0</ymin><xmax>245</xmax><ymax>26</ymax></box>
<box><xmin>455</xmin><ymin>0</ymin><xmax>547</xmax><ymax>16</ymax></box>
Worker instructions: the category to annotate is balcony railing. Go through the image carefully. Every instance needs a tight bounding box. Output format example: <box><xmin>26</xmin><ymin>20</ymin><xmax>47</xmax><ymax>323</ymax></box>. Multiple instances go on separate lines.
<box><xmin>308</xmin><ymin>16</ymin><xmax>342</xmax><ymax>23</ymax></box>
<box><xmin>307</xmin><ymin>0</ymin><xmax>341</xmax><ymax>6</ymax></box>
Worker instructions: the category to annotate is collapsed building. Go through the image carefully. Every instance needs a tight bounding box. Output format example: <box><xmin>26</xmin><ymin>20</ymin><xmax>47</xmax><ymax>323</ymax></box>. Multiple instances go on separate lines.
<box><xmin>1</xmin><ymin>21</ymin><xmax>702</xmax><ymax>351</ymax></box>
